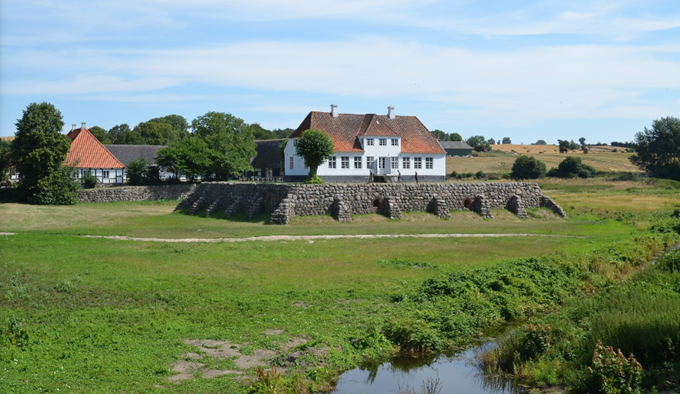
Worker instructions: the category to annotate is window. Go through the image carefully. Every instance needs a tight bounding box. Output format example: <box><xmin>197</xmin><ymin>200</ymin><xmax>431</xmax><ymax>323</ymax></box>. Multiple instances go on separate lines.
<box><xmin>391</xmin><ymin>158</ymin><xmax>399</xmax><ymax>169</ymax></box>
<box><xmin>341</xmin><ymin>156</ymin><xmax>349</xmax><ymax>169</ymax></box>
<box><xmin>290</xmin><ymin>156</ymin><xmax>294</xmax><ymax>169</ymax></box>
<box><xmin>391</xmin><ymin>139</ymin><xmax>399</xmax><ymax>146</ymax></box>
<box><xmin>379</xmin><ymin>138</ymin><xmax>387</xmax><ymax>146</ymax></box>
<box><xmin>354</xmin><ymin>157</ymin><xmax>362</xmax><ymax>169</ymax></box>
<box><xmin>426</xmin><ymin>157</ymin><xmax>433</xmax><ymax>169</ymax></box>
<box><xmin>103</xmin><ymin>170</ymin><xmax>110</xmax><ymax>178</ymax></box>
<box><xmin>378</xmin><ymin>157</ymin><xmax>386</xmax><ymax>169</ymax></box>
<box><xmin>402</xmin><ymin>157</ymin><xmax>410</xmax><ymax>169</ymax></box>
<box><xmin>414</xmin><ymin>157</ymin><xmax>422</xmax><ymax>169</ymax></box>
<box><xmin>366</xmin><ymin>138</ymin><xmax>374</xmax><ymax>146</ymax></box>
<box><xmin>367</xmin><ymin>157</ymin><xmax>375</xmax><ymax>169</ymax></box>
<box><xmin>329</xmin><ymin>156</ymin><xmax>337</xmax><ymax>169</ymax></box>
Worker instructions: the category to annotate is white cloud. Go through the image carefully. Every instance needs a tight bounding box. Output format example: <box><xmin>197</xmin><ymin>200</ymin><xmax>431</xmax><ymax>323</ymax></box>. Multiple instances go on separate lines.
<box><xmin>4</xmin><ymin>37</ymin><xmax>679</xmax><ymax>126</ymax></box>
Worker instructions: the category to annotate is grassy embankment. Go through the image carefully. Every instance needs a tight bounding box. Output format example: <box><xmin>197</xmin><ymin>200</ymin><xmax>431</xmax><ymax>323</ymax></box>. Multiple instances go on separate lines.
<box><xmin>0</xmin><ymin>178</ymin><xmax>678</xmax><ymax>393</ymax></box>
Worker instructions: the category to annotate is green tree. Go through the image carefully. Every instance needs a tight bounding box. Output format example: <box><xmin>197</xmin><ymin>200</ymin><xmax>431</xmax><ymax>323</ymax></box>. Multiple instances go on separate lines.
<box><xmin>630</xmin><ymin>117</ymin><xmax>680</xmax><ymax>181</ymax></box>
<box><xmin>157</xmin><ymin>136</ymin><xmax>211</xmax><ymax>182</ymax></box>
<box><xmin>450</xmin><ymin>132</ymin><xmax>463</xmax><ymax>142</ymax></box>
<box><xmin>465</xmin><ymin>135</ymin><xmax>488</xmax><ymax>149</ymax></box>
<box><xmin>250</xmin><ymin>123</ymin><xmax>276</xmax><ymax>140</ymax></box>
<box><xmin>502</xmin><ymin>137</ymin><xmax>512</xmax><ymax>144</ymax></box>
<box><xmin>148</xmin><ymin>115</ymin><xmax>190</xmax><ymax>134</ymax></box>
<box><xmin>547</xmin><ymin>156</ymin><xmax>596</xmax><ymax>178</ymax></box>
<box><xmin>116</xmin><ymin>128</ymin><xmax>145</xmax><ymax>144</ymax></box>
<box><xmin>579</xmin><ymin>137</ymin><xmax>586</xmax><ymax>148</ymax></box>
<box><xmin>88</xmin><ymin>126</ymin><xmax>111</xmax><ymax>144</ymax></box>
<box><xmin>569</xmin><ymin>140</ymin><xmax>579</xmax><ymax>150</ymax></box>
<box><xmin>431</xmin><ymin>129</ymin><xmax>448</xmax><ymax>140</ymax></box>
<box><xmin>488</xmin><ymin>138</ymin><xmax>496</xmax><ymax>145</ymax></box>
<box><xmin>191</xmin><ymin>112</ymin><xmax>256</xmax><ymax>180</ymax></box>
<box><xmin>294</xmin><ymin>129</ymin><xmax>334</xmax><ymax>180</ymax></box>
<box><xmin>108</xmin><ymin>124</ymin><xmax>131</xmax><ymax>144</ymax></box>
<box><xmin>558</xmin><ymin>139</ymin><xmax>570</xmax><ymax>153</ymax></box>
<box><xmin>272</xmin><ymin>128</ymin><xmax>295</xmax><ymax>139</ymax></box>
<box><xmin>126</xmin><ymin>157</ymin><xmax>150</xmax><ymax>185</ymax></box>
<box><xmin>0</xmin><ymin>139</ymin><xmax>11</xmax><ymax>182</ymax></box>
<box><xmin>533</xmin><ymin>139</ymin><xmax>547</xmax><ymax>145</ymax></box>
<box><xmin>511</xmin><ymin>155</ymin><xmax>547</xmax><ymax>179</ymax></box>
<box><xmin>133</xmin><ymin>121</ymin><xmax>179</xmax><ymax>145</ymax></box>
<box><xmin>11</xmin><ymin>102</ymin><xmax>79</xmax><ymax>204</ymax></box>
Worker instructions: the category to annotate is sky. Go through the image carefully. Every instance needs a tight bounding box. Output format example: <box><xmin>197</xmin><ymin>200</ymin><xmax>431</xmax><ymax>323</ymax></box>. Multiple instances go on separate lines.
<box><xmin>1</xmin><ymin>0</ymin><xmax>679</xmax><ymax>144</ymax></box>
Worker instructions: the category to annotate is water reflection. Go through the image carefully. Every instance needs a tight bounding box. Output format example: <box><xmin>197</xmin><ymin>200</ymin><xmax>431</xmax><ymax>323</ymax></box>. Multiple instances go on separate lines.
<box><xmin>330</xmin><ymin>343</ymin><xmax>526</xmax><ymax>394</ymax></box>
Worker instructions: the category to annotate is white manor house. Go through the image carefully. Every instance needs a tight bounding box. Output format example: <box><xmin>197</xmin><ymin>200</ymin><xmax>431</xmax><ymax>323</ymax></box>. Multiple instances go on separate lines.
<box><xmin>284</xmin><ymin>105</ymin><xmax>446</xmax><ymax>182</ymax></box>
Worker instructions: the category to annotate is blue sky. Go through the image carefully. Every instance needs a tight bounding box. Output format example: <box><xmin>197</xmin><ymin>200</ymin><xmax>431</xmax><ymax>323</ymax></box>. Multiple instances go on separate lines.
<box><xmin>1</xmin><ymin>0</ymin><xmax>679</xmax><ymax>144</ymax></box>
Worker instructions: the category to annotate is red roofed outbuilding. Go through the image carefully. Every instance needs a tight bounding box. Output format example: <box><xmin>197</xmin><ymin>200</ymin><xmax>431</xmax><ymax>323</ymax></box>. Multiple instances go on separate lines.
<box><xmin>283</xmin><ymin>105</ymin><xmax>446</xmax><ymax>182</ymax></box>
<box><xmin>66</xmin><ymin>123</ymin><xmax>125</xmax><ymax>184</ymax></box>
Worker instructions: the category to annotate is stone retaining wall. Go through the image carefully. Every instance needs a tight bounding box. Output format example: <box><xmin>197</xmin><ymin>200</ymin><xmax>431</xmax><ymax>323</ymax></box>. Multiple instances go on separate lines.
<box><xmin>177</xmin><ymin>182</ymin><xmax>567</xmax><ymax>224</ymax></box>
<box><xmin>78</xmin><ymin>184</ymin><xmax>197</xmax><ymax>203</ymax></box>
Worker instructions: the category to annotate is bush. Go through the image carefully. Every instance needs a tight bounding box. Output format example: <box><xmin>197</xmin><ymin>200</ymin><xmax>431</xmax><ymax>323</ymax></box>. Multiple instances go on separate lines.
<box><xmin>304</xmin><ymin>174</ymin><xmax>324</xmax><ymax>184</ymax></box>
<box><xmin>475</xmin><ymin>170</ymin><xmax>485</xmax><ymax>179</ymax></box>
<box><xmin>586</xmin><ymin>341</ymin><xmax>643</xmax><ymax>394</ymax></box>
<box><xmin>29</xmin><ymin>166</ymin><xmax>80</xmax><ymax>205</ymax></box>
<box><xmin>511</xmin><ymin>155</ymin><xmax>547</xmax><ymax>179</ymax></box>
<box><xmin>126</xmin><ymin>158</ymin><xmax>150</xmax><ymax>185</ymax></box>
<box><xmin>547</xmin><ymin>156</ymin><xmax>596</xmax><ymax>178</ymax></box>
<box><xmin>83</xmin><ymin>173</ymin><xmax>98</xmax><ymax>189</ymax></box>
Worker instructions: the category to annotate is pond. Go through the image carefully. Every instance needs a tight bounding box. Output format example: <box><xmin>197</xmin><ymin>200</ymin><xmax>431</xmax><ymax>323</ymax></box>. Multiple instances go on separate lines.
<box><xmin>329</xmin><ymin>342</ymin><xmax>527</xmax><ymax>394</ymax></box>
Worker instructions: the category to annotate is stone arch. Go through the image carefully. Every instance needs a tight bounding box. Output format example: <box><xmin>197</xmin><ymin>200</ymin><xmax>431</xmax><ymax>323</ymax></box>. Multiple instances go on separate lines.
<box><xmin>462</xmin><ymin>197</ymin><xmax>473</xmax><ymax>210</ymax></box>
<box><xmin>372</xmin><ymin>197</ymin><xmax>383</xmax><ymax>212</ymax></box>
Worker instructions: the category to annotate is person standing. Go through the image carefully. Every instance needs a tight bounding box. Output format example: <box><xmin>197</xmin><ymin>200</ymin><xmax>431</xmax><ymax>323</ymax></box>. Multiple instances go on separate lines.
<box><xmin>414</xmin><ymin>171</ymin><xmax>418</xmax><ymax>183</ymax></box>
<box><xmin>397</xmin><ymin>170</ymin><xmax>402</xmax><ymax>183</ymax></box>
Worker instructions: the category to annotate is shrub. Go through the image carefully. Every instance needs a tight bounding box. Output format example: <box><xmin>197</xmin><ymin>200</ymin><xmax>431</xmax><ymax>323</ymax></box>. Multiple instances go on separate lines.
<box><xmin>126</xmin><ymin>158</ymin><xmax>150</xmax><ymax>185</ymax></box>
<box><xmin>304</xmin><ymin>174</ymin><xmax>324</xmax><ymax>184</ymax></box>
<box><xmin>475</xmin><ymin>170</ymin><xmax>485</xmax><ymax>179</ymax></box>
<box><xmin>511</xmin><ymin>155</ymin><xmax>547</xmax><ymax>179</ymax></box>
<box><xmin>586</xmin><ymin>341</ymin><xmax>643</xmax><ymax>394</ymax></box>
<box><xmin>29</xmin><ymin>165</ymin><xmax>80</xmax><ymax>205</ymax></box>
<box><xmin>547</xmin><ymin>156</ymin><xmax>596</xmax><ymax>178</ymax></box>
<box><xmin>83</xmin><ymin>172</ymin><xmax>98</xmax><ymax>189</ymax></box>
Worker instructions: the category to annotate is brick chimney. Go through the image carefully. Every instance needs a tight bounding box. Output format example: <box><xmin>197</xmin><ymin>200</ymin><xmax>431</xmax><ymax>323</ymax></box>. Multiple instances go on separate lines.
<box><xmin>331</xmin><ymin>104</ymin><xmax>338</xmax><ymax>118</ymax></box>
<box><xmin>387</xmin><ymin>106</ymin><xmax>395</xmax><ymax>119</ymax></box>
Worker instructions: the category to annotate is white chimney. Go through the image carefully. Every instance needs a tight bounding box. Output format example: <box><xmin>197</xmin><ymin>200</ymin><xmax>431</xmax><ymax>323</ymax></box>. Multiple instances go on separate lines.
<box><xmin>387</xmin><ymin>106</ymin><xmax>395</xmax><ymax>119</ymax></box>
<box><xmin>81</xmin><ymin>122</ymin><xmax>86</xmax><ymax>129</ymax></box>
<box><xmin>71</xmin><ymin>124</ymin><xmax>77</xmax><ymax>131</ymax></box>
<box><xmin>331</xmin><ymin>104</ymin><xmax>338</xmax><ymax>118</ymax></box>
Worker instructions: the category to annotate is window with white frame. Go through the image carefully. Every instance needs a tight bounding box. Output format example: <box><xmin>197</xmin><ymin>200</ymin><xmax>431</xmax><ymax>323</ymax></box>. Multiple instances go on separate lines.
<box><xmin>414</xmin><ymin>157</ymin><xmax>422</xmax><ymax>169</ymax></box>
<box><xmin>391</xmin><ymin>139</ymin><xmax>399</xmax><ymax>146</ymax></box>
<box><xmin>403</xmin><ymin>157</ymin><xmax>410</xmax><ymax>169</ymax></box>
<box><xmin>354</xmin><ymin>157</ymin><xmax>362</xmax><ymax>169</ymax></box>
<box><xmin>391</xmin><ymin>158</ymin><xmax>398</xmax><ymax>169</ymax></box>
<box><xmin>103</xmin><ymin>170</ymin><xmax>110</xmax><ymax>178</ymax></box>
<box><xmin>366</xmin><ymin>138</ymin><xmax>374</xmax><ymax>146</ymax></box>
<box><xmin>426</xmin><ymin>157</ymin><xmax>433</xmax><ymax>169</ymax></box>
<box><xmin>367</xmin><ymin>156</ymin><xmax>375</xmax><ymax>169</ymax></box>
<box><xmin>341</xmin><ymin>156</ymin><xmax>349</xmax><ymax>169</ymax></box>
<box><xmin>379</xmin><ymin>138</ymin><xmax>387</xmax><ymax>146</ymax></box>
<box><xmin>290</xmin><ymin>156</ymin><xmax>294</xmax><ymax>169</ymax></box>
<box><xmin>329</xmin><ymin>156</ymin><xmax>337</xmax><ymax>169</ymax></box>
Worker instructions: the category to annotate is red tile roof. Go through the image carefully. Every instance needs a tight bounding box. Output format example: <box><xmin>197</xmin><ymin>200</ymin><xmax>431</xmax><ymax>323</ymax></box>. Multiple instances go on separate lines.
<box><xmin>290</xmin><ymin>111</ymin><xmax>445</xmax><ymax>154</ymax></box>
<box><xmin>65</xmin><ymin>127</ymin><xmax>124</xmax><ymax>169</ymax></box>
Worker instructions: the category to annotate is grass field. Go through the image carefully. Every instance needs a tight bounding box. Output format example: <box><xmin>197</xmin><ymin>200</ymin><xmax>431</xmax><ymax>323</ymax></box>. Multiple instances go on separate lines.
<box><xmin>446</xmin><ymin>144</ymin><xmax>640</xmax><ymax>175</ymax></box>
<box><xmin>1</xmin><ymin>178</ymin><xmax>678</xmax><ymax>393</ymax></box>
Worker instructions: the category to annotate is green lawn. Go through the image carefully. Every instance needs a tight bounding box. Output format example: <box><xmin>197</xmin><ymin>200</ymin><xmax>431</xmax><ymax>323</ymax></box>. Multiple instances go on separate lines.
<box><xmin>0</xmin><ymin>180</ymin><xmax>677</xmax><ymax>393</ymax></box>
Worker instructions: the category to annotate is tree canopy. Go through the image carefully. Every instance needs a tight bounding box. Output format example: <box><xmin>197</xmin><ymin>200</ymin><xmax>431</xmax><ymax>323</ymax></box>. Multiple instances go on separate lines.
<box><xmin>0</xmin><ymin>139</ymin><xmax>11</xmax><ymax>182</ymax></box>
<box><xmin>156</xmin><ymin>136</ymin><xmax>211</xmax><ymax>182</ymax></box>
<box><xmin>294</xmin><ymin>129</ymin><xmax>334</xmax><ymax>180</ymax></box>
<box><xmin>465</xmin><ymin>135</ymin><xmax>488</xmax><ymax>149</ymax></box>
<box><xmin>630</xmin><ymin>117</ymin><xmax>680</xmax><ymax>181</ymax></box>
<box><xmin>11</xmin><ymin>102</ymin><xmax>79</xmax><ymax>204</ymax></box>
<box><xmin>89</xmin><ymin>126</ymin><xmax>111</xmax><ymax>144</ymax></box>
<box><xmin>511</xmin><ymin>155</ymin><xmax>546</xmax><ymax>179</ymax></box>
<box><xmin>431</xmin><ymin>129</ymin><xmax>463</xmax><ymax>142</ymax></box>
<box><xmin>547</xmin><ymin>156</ymin><xmax>596</xmax><ymax>178</ymax></box>
<box><xmin>502</xmin><ymin>137</ymin><xmax>512</xmax><ymax>144</ymax></box>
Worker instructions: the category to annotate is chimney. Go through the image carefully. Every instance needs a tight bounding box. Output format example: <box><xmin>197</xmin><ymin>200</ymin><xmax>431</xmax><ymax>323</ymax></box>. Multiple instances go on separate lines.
<box><xmin>71</xmin><ymin>124</ymin><xmax>77</xmax><ymax>131</ymax></box>
<box><xmin>81</xmin><ymin>122</ymin><xmax>86</xmax><ymax>129</ymax></box>
<box><xmin>387</xmin><ymin>106</ymin><xmax>395</xmax><ymax>119</ymax></box>
<box><xmin>331</xmin><ymin>104</ymin><xmax>338</xmax><ymax>118</ymax></box>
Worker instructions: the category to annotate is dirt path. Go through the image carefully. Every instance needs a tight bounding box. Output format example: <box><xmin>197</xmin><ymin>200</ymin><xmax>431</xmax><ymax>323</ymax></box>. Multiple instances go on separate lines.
<box><xmin>78</xmin><ymin>233</ymin><xmax>579</xmax><ymax>243</ymax></box>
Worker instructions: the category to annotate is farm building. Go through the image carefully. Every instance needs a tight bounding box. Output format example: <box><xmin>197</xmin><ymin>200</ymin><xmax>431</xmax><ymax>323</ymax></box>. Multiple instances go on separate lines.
<box><xmin>248</xmin><ymin>139</ymin><xmax>284</xmax><ymax>178</ymax></box>
<box><xmin>284</xmin><ymin>105</ymin><xmax>446</xmax><ymax>182</ymax></box>
<box><xmin>440</xmin><ymin>141</ymin><xmax>473</xmax><ymax>156</ymax></box>
<box><xmin>66</xmin><ymin>123</ymin><xmax>125</xmax><ymax>184</ymax></box>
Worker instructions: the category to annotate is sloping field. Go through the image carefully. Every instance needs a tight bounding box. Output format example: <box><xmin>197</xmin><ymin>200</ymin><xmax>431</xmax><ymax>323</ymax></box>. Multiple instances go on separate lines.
<box><xmin>447</xmin><ymin>144</ymin><xmax>640</xmax><ymax>175</ymax></box>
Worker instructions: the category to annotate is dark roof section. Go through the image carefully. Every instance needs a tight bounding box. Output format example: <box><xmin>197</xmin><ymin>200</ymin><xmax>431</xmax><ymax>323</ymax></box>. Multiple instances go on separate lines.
<box><xmin>251</xmin><ymin>139</ymin><xmax>284</xmax><ymax>169</ymax></box>
<box><xmin>439</xmin><ymin>141</ymin><xmax>473</xmax><ymax>150</ymax></box>
<box><xmin>103</xmin><ymin>144</ymin><xmax>166</xmax><ymax>167</ymax></box>
<box><xmin>290</xmin><ymin>111</ymin><xmax>445</xmax><ymax>154</ymax></box>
